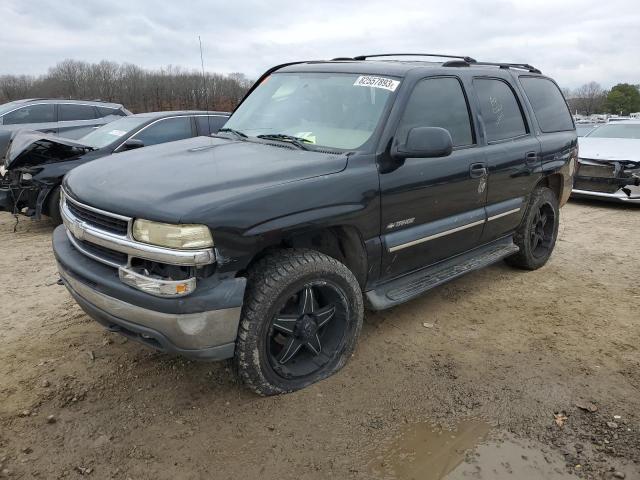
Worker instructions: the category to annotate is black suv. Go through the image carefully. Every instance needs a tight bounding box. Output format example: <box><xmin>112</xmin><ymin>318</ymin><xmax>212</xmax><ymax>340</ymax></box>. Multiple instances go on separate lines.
<box><xmin>52</xmin><ymin>54</ymin><xmax>577</xmax><ymax>395</ymax></box>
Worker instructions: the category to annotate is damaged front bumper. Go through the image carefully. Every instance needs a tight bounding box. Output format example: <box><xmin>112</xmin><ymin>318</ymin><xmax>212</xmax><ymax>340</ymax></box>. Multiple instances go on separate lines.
<box><xmin>572</xmin><ymin>158</ymin><xmax>640</xmax><ymax>204</ymax></box>
<box><xmin>53</xmin><ymin>225</ymin><xmax>247</xmax><ymax>360</ymax></box>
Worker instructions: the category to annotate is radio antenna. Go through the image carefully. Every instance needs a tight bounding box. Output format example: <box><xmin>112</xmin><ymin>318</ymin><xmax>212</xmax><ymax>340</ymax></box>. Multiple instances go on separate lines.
<box><xmin>198</xmin><ymin>35</ymin><xmax>213</xmax><ymax>135</ymax></box>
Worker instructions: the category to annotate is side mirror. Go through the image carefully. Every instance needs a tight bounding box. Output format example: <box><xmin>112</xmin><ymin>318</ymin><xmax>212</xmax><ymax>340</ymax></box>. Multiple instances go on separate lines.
<box><xmin>122</xmin><ymin>138</ymin><xmax>144</xmax><ymax>151</ymax></box>
<box><xmin>393</xmin><ymin>126</ymin><xmax>453</xmax><ymax>159</ymax></box>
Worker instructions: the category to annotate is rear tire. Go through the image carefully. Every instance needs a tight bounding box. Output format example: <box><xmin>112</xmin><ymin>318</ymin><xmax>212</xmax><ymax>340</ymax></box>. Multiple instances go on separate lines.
<box><xmin>234</xmin><ymin>249</ymin><xmax>363</xmax><ymax>396</ymax></box>
<box><xmin>46</xmin><ymin>187</ymin><xmax>62</xmax><ymax>225</ymax></box>
<box><xmin>505</xmin><ymin>186</ymin><xmax>559</xmax><ymax>270</ymax></box>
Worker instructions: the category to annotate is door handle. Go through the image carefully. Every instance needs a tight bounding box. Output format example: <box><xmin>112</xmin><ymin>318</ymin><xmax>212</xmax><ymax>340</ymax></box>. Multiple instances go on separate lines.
<box><xmin>525</xmin><ymin>151</ymin><xmax>538</xmax><ymax>165</ymax></box>
<box><xmin>469</xmin><ymin>163</ymin><xmax>487</xmax><ymax>179</ymax></box>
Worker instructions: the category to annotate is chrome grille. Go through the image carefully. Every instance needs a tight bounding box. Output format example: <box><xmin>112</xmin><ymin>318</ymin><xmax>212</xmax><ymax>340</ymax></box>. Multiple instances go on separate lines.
<box><xmin>66</xmin><ymin>200</ymin><xmax>129</xmax><ymax>235</ymax></box>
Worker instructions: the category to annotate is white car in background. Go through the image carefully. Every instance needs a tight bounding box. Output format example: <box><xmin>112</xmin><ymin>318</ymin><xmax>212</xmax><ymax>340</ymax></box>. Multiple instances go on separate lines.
<box><xmin>572</xmin><ymin>120</ymin><xmax>640</xmax><ymax>204</ymax></box>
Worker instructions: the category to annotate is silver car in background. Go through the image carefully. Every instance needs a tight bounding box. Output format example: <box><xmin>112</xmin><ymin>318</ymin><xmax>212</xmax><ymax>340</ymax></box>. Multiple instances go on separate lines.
<box><xmin>572</xmin><ymin>120</ymin><xmax>640</xmax><ymax>204</ymax></box>
<box><xmin>0</xmin><ymin>99</ymin><xmax>131</xmax><ymax>139</ymax></box>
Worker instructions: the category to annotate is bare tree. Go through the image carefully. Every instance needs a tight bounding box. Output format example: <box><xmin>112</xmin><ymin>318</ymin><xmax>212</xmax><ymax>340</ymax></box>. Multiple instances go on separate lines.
<box><xmin>572</xmin><ymin>82</ymin><xmax>606</xmax><ymax>116</ymax></box>
<box><xmin>0</xmin><ymin>59</ymin><xmax>252</xmax><ymax>113</ymax></box>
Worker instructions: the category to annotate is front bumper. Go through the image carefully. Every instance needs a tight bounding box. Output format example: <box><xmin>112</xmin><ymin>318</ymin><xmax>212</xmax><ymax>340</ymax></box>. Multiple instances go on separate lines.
<box><xmin>53</xmin><ymin>225</ymin><xmax>247</xmax><ymax>360</ymax></box>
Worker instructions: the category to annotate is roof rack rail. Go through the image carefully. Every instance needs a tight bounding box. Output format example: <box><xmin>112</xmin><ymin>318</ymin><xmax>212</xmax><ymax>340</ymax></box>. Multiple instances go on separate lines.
<box><xmin>471</xmin><ymin>62</ymin><xmax>542</xmax><ymax>74</ymax></box>
<box><xmin>352</xmin><ymin>53</ymin><xmax>477</xmax><ymax>63</ymax></box>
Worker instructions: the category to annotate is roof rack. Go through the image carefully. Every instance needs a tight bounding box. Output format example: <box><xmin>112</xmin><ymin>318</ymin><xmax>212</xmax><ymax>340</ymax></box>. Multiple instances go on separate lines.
<box><xmin>343</xmin><ymin>53</ymin><xmax>541</xmax><ymax>74</ymax></box>
<box><xmin>472</xmin><ymin>62</ymin><xmax>541</xmax><ymax>74</ymax></box>
<box><xmin>350</xmin><ymin>53</ymin><xmax>478</xmax><ymax>63</ymax></box>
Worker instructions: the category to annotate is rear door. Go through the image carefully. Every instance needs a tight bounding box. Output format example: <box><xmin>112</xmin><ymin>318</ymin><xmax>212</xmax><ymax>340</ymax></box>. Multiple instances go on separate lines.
<box><xmin>379</xmin><ymin>76</ymin><xmax>488</xmax><ymax>280</ymax></box>
<box><xmin>472</xmin><ymin>76</ymin><xmax>542</xmax><ymax>243</ymax></box>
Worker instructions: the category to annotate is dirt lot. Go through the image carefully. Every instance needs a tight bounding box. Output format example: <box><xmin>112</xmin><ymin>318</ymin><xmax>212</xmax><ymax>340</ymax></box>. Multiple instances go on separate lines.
<box><xmin>0</xmin><ymin>200</ymin><xmax>639</xmax><ymax>480</ymax></box>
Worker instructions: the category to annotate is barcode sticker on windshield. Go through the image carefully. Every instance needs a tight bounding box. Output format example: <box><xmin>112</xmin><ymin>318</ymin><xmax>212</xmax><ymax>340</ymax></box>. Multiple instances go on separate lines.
<box><xmin>353</xmin><ymin>76</ymin><xmax>400</xmax><ymax>91</ymax></box>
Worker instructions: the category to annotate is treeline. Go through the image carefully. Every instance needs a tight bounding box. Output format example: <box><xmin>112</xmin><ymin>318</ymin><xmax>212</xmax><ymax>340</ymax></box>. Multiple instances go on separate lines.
<box><xmin>564</xmin><ymin>82</ymin><xmax>640</xmax><ymax>116</ymax></box>
<box><xmin>0</xmin><ymin>59</ymin><xmax>252</xmax><ymax>113</ymax></box>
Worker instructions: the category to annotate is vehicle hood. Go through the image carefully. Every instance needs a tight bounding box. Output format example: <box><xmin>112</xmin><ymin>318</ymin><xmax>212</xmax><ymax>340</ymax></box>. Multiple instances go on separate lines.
<box><xmin>63</xmin><ymin>136</ymin><xmax>348</xmax><ymax>222</ymax></box>
<box><xmin>0</xmin><ymin>130</ymin><xmax>95</xmax><ymax>169</ymax></box>
<box><xmin>578</xmin><ymin>137</ymin><xmax>640</xmax><ymax>164</ymax></box>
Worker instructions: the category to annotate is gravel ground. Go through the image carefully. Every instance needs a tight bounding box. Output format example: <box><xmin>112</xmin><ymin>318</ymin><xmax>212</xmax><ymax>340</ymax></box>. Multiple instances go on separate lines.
<box><xmin>0</xmin><ymin>199</ymin><xmax>638</xmax><ymax>480</ymax></box>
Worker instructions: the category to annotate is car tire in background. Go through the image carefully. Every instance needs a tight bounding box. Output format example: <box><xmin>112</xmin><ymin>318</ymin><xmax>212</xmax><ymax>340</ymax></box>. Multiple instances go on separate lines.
<box><xmin>234</xmin><ymin>249</ymin><xmax>363</xmax><ymax>396</ymax></box>
<box><xmin>505</xmin><ymin>186</ymin><xmax>560</xmax><ymax>270</ymax></box>
<box><xmin>46</xmin><ymin>187</ymin><xmax>63</xmax><ymax>225</ymax></box>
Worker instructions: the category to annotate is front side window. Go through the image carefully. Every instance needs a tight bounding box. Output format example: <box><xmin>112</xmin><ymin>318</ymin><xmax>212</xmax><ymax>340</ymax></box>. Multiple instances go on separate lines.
<box><xmin>519</xmin><ymin>77</ymin><xmax>574</xmax><ymax>133</ymax></box>
<box><xmin>474</xmin><ymin>78</ymin><xmax>527</xmax><ymax>142</ymax></box>
<box><xmin>2</xmin><ymin>104</ymin><xmax>55</xmax><ymax>125</ymax></box>
<box><xmin>396</xmin><ymin>77</ymin><xmax>474</xmax><ymax>147</ymax></box>
<box><xmin>131</xmin><ymin>117</ymin><xmax>193</xmax><ymax>147</ymax></box>
<box><xmin>224</xmin><ymin>72</ymin><xmax>398</xmax><ymax>150</ymax></box>
<box><xmin>59</xmin><ymin>104</ymin><xmax>97</xmax><ymax>121</ymax></box>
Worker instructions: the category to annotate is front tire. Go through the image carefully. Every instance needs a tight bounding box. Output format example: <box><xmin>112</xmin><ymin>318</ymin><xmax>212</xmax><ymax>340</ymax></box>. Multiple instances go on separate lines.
<box><xmin>234</xmin><ymin>249</ymin><xmax>364</xmax><ymax>396</ymax></box>
<box><xmin>505</xmin><ymin>186</ymin><xmax>559</xmax><ymax>270</ymax></box>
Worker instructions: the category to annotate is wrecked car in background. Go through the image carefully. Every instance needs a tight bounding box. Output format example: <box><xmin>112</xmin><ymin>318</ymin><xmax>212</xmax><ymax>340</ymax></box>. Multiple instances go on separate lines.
<box><xmin>0</xmin><ymin>111</ymin><xmax>229</xmax><ymax>223</ymax></box>
<box><xmin>572</xmin><ymin>120</ymin><xmax>640</xmax><ymax>204</ymax></box>
<box><xmin>0</xmin><ymin>99</ymin><xmax>131</xmax><ymax>139</ymax></box>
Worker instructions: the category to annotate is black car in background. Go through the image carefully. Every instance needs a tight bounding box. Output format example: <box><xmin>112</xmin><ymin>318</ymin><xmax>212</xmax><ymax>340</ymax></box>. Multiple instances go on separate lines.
<box><xmin>0</xmin><ymin>99</ymin><xmax>131</xmax><ymax>139</ymax></box>
<box><xmin>0</xmin><ymin>110</ymin><xmax>229</xmax><ymax>222</ymax></box>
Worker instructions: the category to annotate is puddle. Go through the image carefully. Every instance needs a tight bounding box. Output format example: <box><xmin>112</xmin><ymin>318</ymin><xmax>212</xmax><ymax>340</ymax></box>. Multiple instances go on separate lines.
<box><xmin>368</xmin><ymin>420</ymin><xmax>577</xmax><ymax>480</ymax></box>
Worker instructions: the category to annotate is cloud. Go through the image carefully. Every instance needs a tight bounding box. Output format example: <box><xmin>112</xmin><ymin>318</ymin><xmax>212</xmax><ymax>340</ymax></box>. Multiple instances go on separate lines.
<box><xmin>0</xmin><ymin>0</ymin><xmax>637</xmax><ymax>88</ymax></box>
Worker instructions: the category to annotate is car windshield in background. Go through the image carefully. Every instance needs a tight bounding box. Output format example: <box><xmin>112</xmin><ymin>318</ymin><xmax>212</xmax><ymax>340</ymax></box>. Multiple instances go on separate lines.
<box><xmin>576</xmin><ymin>124</ymin><xmax>597</xmax><ymax>137</ymax></box>
<box><xmin>224</xmin><ymin>72</ymin><xmax>398</xmax><ymax>150</ymax></box>
<box><xmin>79</xmin><ymin>116</ymin><xmax>150</xmax><ymax>148</ymax></box>
<box><xmin>586</xmin><ymin>123</ymin><xmax>640</xmax><ymax>139</ymax></box>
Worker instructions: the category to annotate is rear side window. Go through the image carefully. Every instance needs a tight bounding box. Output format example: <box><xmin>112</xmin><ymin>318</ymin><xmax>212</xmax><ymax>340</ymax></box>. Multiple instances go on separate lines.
<box><xmin>97</xmin><ymin>106</ymin><xmax>126</xmax><ymax>117</ymax></box>
<box><xmin>397</xmin><ymin>77</ymin><xmax>474</xmax><ymax>147</ymax></box>
<box><xmin>59</xmin><ymin>104</ymin><xmax>97</xmax><ymax>121</ymax></box>
<box><xmin>519</xmin><ymin>77</ymin><xmax>574</xmax><ymax>132</ymax></box>
<box><xmin>196</xmin><ymin>115</ymin><xmax>228</xmax><ymax>135</ymax></box>
<box><xmin>474</xmin><ymin>78</ymin><xmax>527</xmax><ymax>142</ymax></box>
<box><xmin>131</xmin><ymin>117</ymin><xmax>193</xmax><ymax>147</ymax></box>
<box><xmin>2</xmin><ymin>104</ymin><xmax>55</xmax><ymax>125</ymax></box>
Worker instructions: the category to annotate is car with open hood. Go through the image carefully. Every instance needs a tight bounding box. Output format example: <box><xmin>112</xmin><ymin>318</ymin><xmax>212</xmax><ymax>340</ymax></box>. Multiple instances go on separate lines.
<box><xmin>0</xmin><ymin>110</ymin><xmax>229</xmax><ymax>222</ymax></box>
<box><xmin>0</xmin><ymin>99</ymin><xmax>131</xmax><ymax>139</ymax></box>
<box><xmin>572</xmin><ymin>120</ymin><xmax>640</xmax><ymax>203</ymax></box>
<box><xmin>52</xmin><ymin>54</ymin><xmax>576</xmax><ymax>395</ymax></box>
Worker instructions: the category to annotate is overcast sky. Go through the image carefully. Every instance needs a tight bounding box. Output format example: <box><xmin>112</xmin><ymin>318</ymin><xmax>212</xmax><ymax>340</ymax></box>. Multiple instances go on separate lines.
<box><xmin>1</xmin><ymin>0</ymin><xmax>638</xmax><ymax>89</ymax></box>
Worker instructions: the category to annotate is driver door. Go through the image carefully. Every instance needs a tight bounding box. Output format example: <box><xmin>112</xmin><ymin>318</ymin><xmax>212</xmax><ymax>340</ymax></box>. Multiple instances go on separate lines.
<box><xmin>379</xmin><ymin>76</ymin><xmax>488</xmax><ymax>280</ymax></box>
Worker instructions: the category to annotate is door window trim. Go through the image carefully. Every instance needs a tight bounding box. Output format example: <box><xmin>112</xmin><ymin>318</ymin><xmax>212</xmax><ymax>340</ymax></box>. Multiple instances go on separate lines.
<box><xmin>472</xmin><ymin>76</ymin><xmax>531</xmax><ymax>145</ymax></box>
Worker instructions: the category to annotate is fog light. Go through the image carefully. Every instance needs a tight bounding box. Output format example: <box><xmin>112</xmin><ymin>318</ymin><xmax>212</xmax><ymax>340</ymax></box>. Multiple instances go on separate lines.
<box><xmin>118</xmin><ymin>266</ymin><xmax>196</xmax><ymax>297</ymax></box>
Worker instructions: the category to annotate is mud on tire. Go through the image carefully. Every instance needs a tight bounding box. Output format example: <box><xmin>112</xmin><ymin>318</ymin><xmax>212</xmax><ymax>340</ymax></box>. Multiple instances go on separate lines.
<box><xmin>505</xmin><ymin>186</ymin><xmax>560</xmax><ymax>270</ymax></box>
<box><xmin>233</xmin><ymin>249</ymin><xmax>364</xmax><ymax>396</ymax></box>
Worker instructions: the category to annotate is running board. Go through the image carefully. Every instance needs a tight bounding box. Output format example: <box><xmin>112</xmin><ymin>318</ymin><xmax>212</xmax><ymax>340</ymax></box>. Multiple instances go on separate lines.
<box><xmin>366</xmin><ymin>237</ymin><xmax>519</xmax><ymax>310</ymax></box>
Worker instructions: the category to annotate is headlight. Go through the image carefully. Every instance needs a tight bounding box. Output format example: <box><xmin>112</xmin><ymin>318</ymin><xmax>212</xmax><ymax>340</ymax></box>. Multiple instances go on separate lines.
<box><xmin>132</xmin><ymin>219</ymin><xmax>213</xmax><ymax>249</ymax></box>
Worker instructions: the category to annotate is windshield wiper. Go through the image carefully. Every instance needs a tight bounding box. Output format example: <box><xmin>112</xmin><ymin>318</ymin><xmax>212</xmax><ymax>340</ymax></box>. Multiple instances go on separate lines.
<box><xmin>256</xmin><ymin>133</ymin><xmax>312</xmax><ymax>150</ymax></box>
<box><xmin>217</xmin><ymin>127</ymin><xmax>248</xmax><ymax>140</ymax></box>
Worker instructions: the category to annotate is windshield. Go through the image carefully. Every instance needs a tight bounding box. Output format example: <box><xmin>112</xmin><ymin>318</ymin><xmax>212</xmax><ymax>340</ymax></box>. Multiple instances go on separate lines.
<box><xmin>224</xmin><ymin>72</ymin><xmax>398</xmax><ymax>150</ymax></box>
<box><xmin>586</xmin><ymin>123</ymin><xmax>640</xmax><ymax>140</ymax></box>
<box><xmin>576</xmin><ymin>124</ymin><xmax>597</xmax><ymax>137</ymax></box>
<box><xmin>79</xmin><ymin>116</ymin><xmax>150</xmax><ymax>148</ymax></box>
